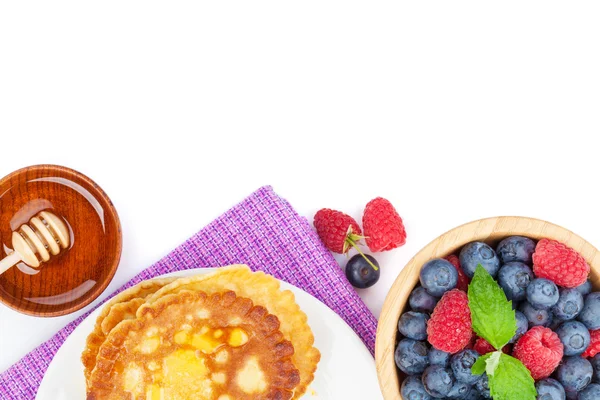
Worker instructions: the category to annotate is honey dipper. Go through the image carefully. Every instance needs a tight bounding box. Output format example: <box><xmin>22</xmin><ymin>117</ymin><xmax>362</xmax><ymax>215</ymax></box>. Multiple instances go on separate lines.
<box><xmin>0</xmin><ymin>211</ymin><xmax>70</xmax><ymax>275</ymax></box>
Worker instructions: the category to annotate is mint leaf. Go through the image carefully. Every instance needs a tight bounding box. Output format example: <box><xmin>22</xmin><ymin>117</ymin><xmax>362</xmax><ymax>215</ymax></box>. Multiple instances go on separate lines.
<box><xmin>472</xmin><ymin>353</ymin><xmax>492</xmax><ymax>375</ymax></box>
<box><xmin>486</xmin><ymin>351</ymin><xmax>502</xmax><ymax>376</ymax></box>
<box><xmin>468</xmin><ymin>265</ymin><xmax>517</xmax><ymax>349</ymax></box>
<box><xmin>489</xmin><ymin>353</ymin><xmax>536</xmax><ymax>400</ymax></box>
<box><xmin>472</xmin><ymin>351</ymin><xmax>502</xmax><ymax>377</ymax></box>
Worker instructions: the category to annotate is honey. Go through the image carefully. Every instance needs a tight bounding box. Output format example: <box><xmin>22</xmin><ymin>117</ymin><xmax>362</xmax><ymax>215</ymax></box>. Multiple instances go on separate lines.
<box><xmin>0</xmin><ymin>166</ymin><xmax>121</xmax><ymax>315</ymax></box>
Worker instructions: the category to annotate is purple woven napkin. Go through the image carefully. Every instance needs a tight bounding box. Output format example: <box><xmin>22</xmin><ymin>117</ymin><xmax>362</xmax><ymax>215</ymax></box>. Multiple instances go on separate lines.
<box><xmin>0</xmin><ymin>186</ymin><xmax>377</xmax><ymax>399</ymax></box>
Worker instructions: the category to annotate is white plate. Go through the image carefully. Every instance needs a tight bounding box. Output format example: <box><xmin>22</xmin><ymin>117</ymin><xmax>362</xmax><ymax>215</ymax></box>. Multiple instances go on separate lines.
<box><xmin>37</xmin><ymin>268</ymin><xmax>382</xmax><ymax>399</ymax></box>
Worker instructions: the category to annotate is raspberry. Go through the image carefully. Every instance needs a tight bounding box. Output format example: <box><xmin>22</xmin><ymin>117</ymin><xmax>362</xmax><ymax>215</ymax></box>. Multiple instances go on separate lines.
<box><xmin>473</xmin><ymin>337</ymin><xmax>511</xmax><ymax>355</ymax></box>
<box><xmin>513</xmin><ymin>326</ymin><xmax>564</xmax><ymax>380</ymax></box>
<box><xmin>464</xmin><ymin>335</ymin><xmax>477</xmax><ymax>350</ymax></box>
<box><xmin>532</xmin><ymin>239</ymin><xmax>590</xmax><ymax>288</ymax></box>
<box><xmin>445</xmin><ymin>255</ymin><xmax>470</xmax><ymax>292</ymax></box>
<box><xmin>427</xmin><ymin>289</ymin><xmax>473</xmax><ymax>353</ymax></box>
<box><xmin>362</xmin><ymin>197</ymin><xmax>406</xmax><ymax>252</ymax></box>
<box><xmin>473</xmin><ymin>337</ymin><xmax>494</xmax><ymax>355</ymax></box>
<box><xmin>313</xmin><ymin>209</ymin><xmax>361</xmax><ymax>254</ymax></box>
<box><xmin>582</xmin><ymin>329</ymin><xmax>600</xmax><ymax>358</ymax></box>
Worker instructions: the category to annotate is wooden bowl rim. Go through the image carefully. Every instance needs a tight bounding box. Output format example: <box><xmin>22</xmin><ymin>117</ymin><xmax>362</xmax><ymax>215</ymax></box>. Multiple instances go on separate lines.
<box><xmin>375</xmin><ymin>216</ymin><xmax>600</xmax><ymax>400</ymax></box>
<box><xmin>0</xmin><ymin>164</ymin><xmax>122</xmax><ymax>317</ymax></box>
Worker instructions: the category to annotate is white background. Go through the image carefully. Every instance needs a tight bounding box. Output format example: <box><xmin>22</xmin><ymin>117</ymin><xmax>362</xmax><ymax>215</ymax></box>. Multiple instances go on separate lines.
<box><xmin>1</xmin><ymin>1</ymin><xmax>600</xmax><ymax>373</ymax></box>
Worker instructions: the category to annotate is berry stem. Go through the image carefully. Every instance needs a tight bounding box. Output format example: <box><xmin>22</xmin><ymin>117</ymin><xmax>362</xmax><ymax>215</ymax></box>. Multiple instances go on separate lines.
<box><xmin>347</xmin><ymin>240</ymin><xmax>379</xmax><ymax>271</ymax></box>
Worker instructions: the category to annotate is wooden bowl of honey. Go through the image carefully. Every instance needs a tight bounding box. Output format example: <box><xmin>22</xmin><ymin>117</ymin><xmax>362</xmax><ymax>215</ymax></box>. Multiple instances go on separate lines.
<box><xmin>375</xmin><ymin>216</ymin><xmax>600</xmax><ymax>399</ymax></box>
<box><xmin>0</xmin><ymin>165</ymin><xmax>122</xmax><ymax>317</ymax></box>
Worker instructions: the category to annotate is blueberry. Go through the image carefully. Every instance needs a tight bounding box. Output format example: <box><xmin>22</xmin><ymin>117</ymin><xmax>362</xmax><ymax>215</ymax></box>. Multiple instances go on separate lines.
<box><xmin>591</xmin><ymin>354</ymin><xmax>600</xmax><ymax>383</ymax></box>
<box><xmin>579</xmin><ymin>383</ymin><xmax>600</xmax><ymax>400</ymax></box>
<box><xmin>395</xmin><ymin>339</ymin><xmax>430</xmax><ymax>375</ymax></box>
<box><xmin>498</xmin><ymin>261</ymin><xmax>533</xmax><ymax>302</ymax></box>
<box><xmin>463</xmin><ymin>388</ymin><xmax>483</xmax><ymax>399</ymax></box>
<box><xmin>463</xmin><ymin>387</ymin><xmax>483</xmax><ymax>400</ymax></box>
<box><xmin>556</xmin><ymin>321</ymin><xmax>591</xmax><ymax>356</ymax></box>
<box><xmin>527</xmin><ymin>278</ymin><xmax>559</xmax><ymax>310</ymax></box>
<box><xmin>345</xmin><ymin>254</ymin><xmax>380</xmax><ymax>288</ymax></box>
<box><xmin>535</xmin><ymin>378</ymin><xmax>566</xmax><ymax>400</ymax></box>
<box><xmin>401</xmin><ymin>375</ymin><xmax>433</xmax><ymax>400</ymax></box>
<box><xmin>520</xmin><ymin>301</ymin><xmax>554</xmax><ymax>327</ymax></box>
<box><xmin>510</xmin><ymin>310</ymin><xmax>529</xmax><ymax>343</ymax></box>
<box><xmin>398</xmin><ymin>312</ymin><xmax>430</xmax><ymax>340</ymax></box>
<box><xmin>552</xmin><ymin>288</ymin><xmax>584</xmax><ymax>321</ymax></box>
<box><xmin>422</xmin><ymin>365</ymin><xmax>454</xmax><ymax>398</ymax></box>
<box><xmin>474</xmin><ymin>373</ymin><xmax>491</xmax><ymax>399</ymax></box>
<box><xmin>549</xmin><ymin>317</ymin><xmax>564</xmax><ymax>331</ymax></box>
<box><xmin>410</xmin><ymin>286</ymin><xmax>438</xmax><ymax>314</ymax></box>
<box><xmin>451</xmin><ymin>350</ymin><xmax>481</xmax><ymax>385</ymax></box>
<box><xmin>578</xmin><ymin>292</ymin><xmax>600</xmax><ymax>330</ymax></box>
<box><xmin>420</xmin><ymin>259</ymin><xmax>458</xmax><ymax>297</ymax></box>
<box><xmin>575</xmin><ymin>280</ymin><xmax>593</xmax><ymax>296</ymax></box>
<box><xmin>429</xmin><ymin>348</ymin><xmax>452</xmax><ymax>367</ymax></box>
<box><xmin>555</xmin><ymin>356</ymin><xmax>593</xmax><ymax>394</ymax></box>
<box><xmin>496</xmin><ymin>236</ymin><xmax>536</xmax><ymax>265</ymax></box>
<box><xmin>447</xmin><ymin>380</ymin><xmax>471</xmax><ymax>399</ymax></box>
<box><xmin>459</xmin><ymin>242</ymin><xmax>500</xmax><ymax>279</ymax></box>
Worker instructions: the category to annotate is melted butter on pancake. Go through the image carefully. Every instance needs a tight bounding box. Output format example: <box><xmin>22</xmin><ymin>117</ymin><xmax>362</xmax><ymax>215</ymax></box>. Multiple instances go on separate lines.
<box><xmin>237</xmin><ymin>357</ymin><xmax>267</xmax><ymax>394</ymax></box>
<box><xmin>211</xmin><ymin>372</ymin><xmax>226</xmax><ymax>384</ymax></box>
<box><xmin>215</xmin><ymin>349</ymin><xmax>229</xmax><ymax>364</ymax></box>
<box><xmin>87</xmin><ymin>290</ymin><xmax>299</xmax><ymax>400</ymax></box>
<box><xmin>137</xmin><ymin>336</ymin><xmax>161</xmax><ymax>354</ymax></box>
<box><xmin>81</xmin><ymin>278</ymin><xmax>176</xmax><ymax>385</ymax></box>
<box><xmin>140</xmin><ymin>265</ymin><xmax>320</xmax><ymax>399</ymax></box>
<box><xmin>173</xmin><ymin>330</ymin><xmax>189</xmax><ymax>345</ymax></box>
<box><xmin>132</xmin><ymin>325</ymin><xmax>250</xmax><ymax>398</ymax></box>
<box><xmin>228</xmin><ymin>327</ymin><xmax>249</xmax><ymax>347</ymax></box>
<box><xmin>191</xmin><ymin>330</ymin><xmax>224</xmax><ymax>354</ymax></box>
<box><xmin>162</xmin><ymin>349</ymin><xmax>213</xmax><ymax>399</ymax></box>
<box><xmin>123</xmin><ymin>363</ymin><xmax>144</xmax><ymax>396</ymax></box>
<box><xmin>145</xmin><ymin>384</ymin><xmax>164</xmax><ymax>400</ymax></box>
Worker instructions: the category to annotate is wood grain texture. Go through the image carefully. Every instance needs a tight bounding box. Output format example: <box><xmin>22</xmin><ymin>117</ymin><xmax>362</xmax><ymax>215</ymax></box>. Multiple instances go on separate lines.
<box><xmin>0</xmin><ymin>165</ymin><xmax>122</xmax><ymax>317</ymax></box>
<box><xmin>375</xmin><ymin>216</ymin><xmax>600</xmax><ymax>399</ymax></box>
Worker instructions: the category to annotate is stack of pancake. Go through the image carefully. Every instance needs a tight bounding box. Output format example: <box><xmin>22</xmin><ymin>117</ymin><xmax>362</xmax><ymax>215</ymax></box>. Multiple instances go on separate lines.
<box><xmin>82</xmin><ymin>265</ymin><xmax>320</xmax><ymax>400</ymax></box>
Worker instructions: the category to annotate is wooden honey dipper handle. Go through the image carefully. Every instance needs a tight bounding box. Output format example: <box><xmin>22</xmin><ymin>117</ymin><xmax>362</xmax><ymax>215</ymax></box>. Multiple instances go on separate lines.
<box><xmin>0</xmin><ymin>211</ymin><xmax>70</xmax><ymax>275</ymax></box>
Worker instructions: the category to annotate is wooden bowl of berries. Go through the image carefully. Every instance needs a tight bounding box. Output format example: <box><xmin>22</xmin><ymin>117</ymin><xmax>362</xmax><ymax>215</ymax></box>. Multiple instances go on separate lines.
<box><xmin>375</xmin><ymin>216</ymin><xmax>600</xmax><ymax>400</ymax></box>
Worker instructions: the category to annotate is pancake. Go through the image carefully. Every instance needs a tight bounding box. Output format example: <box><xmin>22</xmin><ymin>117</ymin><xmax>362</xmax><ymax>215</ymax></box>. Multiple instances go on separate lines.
<box><xmin>142</xmin><ymin>265</ymin><xmax>320</xmax><ymax>399</ymax></box>
<box><xmin>81</xmin><ymin>278</ymin><xmax>176</xmax><ymax>383</ymax></box>
<box><xmin>87</xmin><ymin>290</ymin><xmax>300</xmax><ymax>400</ymax></box>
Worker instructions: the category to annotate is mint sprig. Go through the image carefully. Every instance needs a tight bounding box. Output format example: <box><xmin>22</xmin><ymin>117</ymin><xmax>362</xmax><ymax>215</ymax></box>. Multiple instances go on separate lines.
<box><xmin>468</xmin><ymin>265</ymin><xmax>516</xmax><ymax>350</ymax></box>
<box><xmin>489</xmin><ymin>353</ymin><xmax>536</xmax><ymax>400</ymax></box>
<box><xmin>472</xmin><ymin>352</ymin><xmax>492</xmax><ymax>375</ymax></box>
<box><xmin>468</xmin><ymin>264</ymin><xmax>536</xmax><ymax>400</ymax></box>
